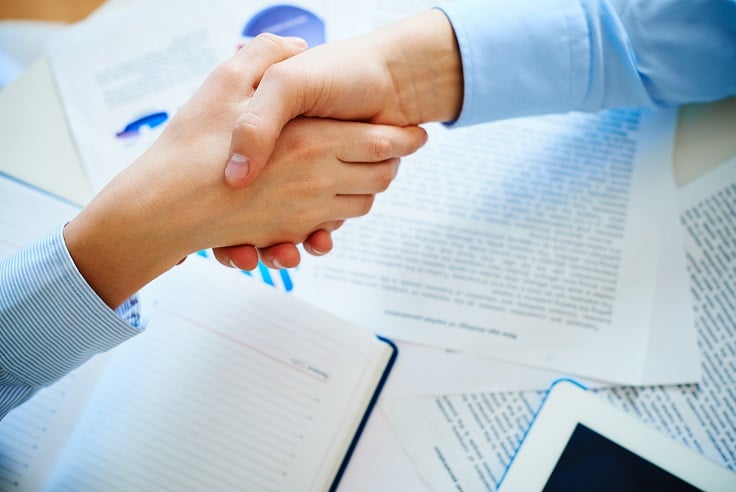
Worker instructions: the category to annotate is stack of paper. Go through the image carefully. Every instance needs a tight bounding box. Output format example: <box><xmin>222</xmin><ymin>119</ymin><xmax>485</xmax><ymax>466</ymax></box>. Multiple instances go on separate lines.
<box><xmin>380</xmin><ymin>156</ymin><xmax>736</xmax><ymax>490</ymax></box>
<box><xmin>296</xmin><ymin>109</ymin><xmax>697</xmax><ymax>387</ymax></box>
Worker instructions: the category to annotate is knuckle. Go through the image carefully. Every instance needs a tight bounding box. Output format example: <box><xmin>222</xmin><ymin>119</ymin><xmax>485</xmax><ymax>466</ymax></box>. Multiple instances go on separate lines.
<box><xmin>211</xmin><ymin>61</ymin><xmax>242</xmax><ymax>87</ymax></box>
<box><xmin>299</xmin><ymin>171</ymin><xmax>330</xmax><ymax>199</ymax></box>
<box><xmin>326</xmin><ymin>220</ymin><xmax>345</xmax><ymax>231</ymax></box>
<box><xmin>263</xmin><ymin>62</ymin><xmax>296</xmax><ymax>88</ymax></box>
<box><xmin>356</xmin><ymin>196</ymin><xmax>375</xmax><ymax>217</ymax></box>
<box><xmin>281</xmin><ymin>123</ymin><xmax>323</xmax><ymax>160</ymax></box>
<box><xmin>376</xmin><ymin>161</ymin><xmax>399</xmax><ymax>192</ymax></box>
<box><xmin>322</xmin><ymin>221</ymin><xmax>339</xmax><ymax>231</ymax></box>
<box><xmin>253</xmin><ymin>32</ymin><xmax>284</xmax><ymax>51</ymax></box>
<box><xmin>232</xmin><ymin>112</ymin><xmax>265</xmax><ymax>139</ymax></box>
<box><xmin>367</xmin><ymin>134</ymin><xmax>393</xmax><ymax>161</ymax></box>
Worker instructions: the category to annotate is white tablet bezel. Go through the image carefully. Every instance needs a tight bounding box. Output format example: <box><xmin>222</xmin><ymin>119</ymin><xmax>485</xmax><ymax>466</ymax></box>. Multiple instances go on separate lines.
<box><xmin>497</xmin><ymin>379</ymin><xmax>736</xmax><ymax>491</ymax></box>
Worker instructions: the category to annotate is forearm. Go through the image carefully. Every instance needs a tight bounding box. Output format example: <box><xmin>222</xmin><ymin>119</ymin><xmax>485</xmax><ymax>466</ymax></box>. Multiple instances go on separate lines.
<box><xmin>65</xmin><ymin>114</ymin><xmax>427</xmax><ymax>309</ymax></box>
<box><xmin>63</xmin><ymin>155</ymin><xmax>196</xmax><ymax>309</ymax></box>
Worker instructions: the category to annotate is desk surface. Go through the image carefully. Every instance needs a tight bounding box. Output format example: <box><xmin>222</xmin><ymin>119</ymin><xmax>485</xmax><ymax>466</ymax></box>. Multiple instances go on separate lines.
<box><xmin>674</xmin><ymin>97</ymin><xmax>736</xmax><ymax>184</ymax></box>
<box><xmin>0</xmin><ymin>0</ymin><xmax>104</xmax><ymax>22</ymax></box>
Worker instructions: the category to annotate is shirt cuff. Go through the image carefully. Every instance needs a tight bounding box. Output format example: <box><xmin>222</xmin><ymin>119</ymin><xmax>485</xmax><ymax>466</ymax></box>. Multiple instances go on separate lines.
<box><xmin>0</xmin><ymin>225</ymin><xmax>143</xmax><ymax>388</ymax></box>
<box><xmin>437</xmin><ymin>0</ymin><xmax>590</xmax><ymax>126</ymax></box>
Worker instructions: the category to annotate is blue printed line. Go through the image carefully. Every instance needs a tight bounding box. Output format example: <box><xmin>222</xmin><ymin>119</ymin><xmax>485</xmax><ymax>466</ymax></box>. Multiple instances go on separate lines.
<box><xmin>258</xmin><ymin>261</ymin><xmax>275</xmax><ymax>286</ymax></box>
<box><xmin>279</xmin><ymin>269</ymin><xmax>293</xmax><ymax>292</ymax></box>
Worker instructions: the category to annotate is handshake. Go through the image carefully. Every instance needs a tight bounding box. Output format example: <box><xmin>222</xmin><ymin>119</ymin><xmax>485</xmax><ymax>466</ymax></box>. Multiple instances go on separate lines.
<box><xmin>63</xmin><ymin>11</ymin><xmax>463</xmax><ymax>308</ymax></box>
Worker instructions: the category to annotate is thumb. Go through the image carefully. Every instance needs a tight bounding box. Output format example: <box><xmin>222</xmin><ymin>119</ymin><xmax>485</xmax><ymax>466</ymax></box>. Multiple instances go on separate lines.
<box><xmin>225</xmin><ymin>60</ymin><xmax>310</xmax><ymax>188</ymax></box>
<box><xmin>224</xmin><ymin>108</ymin><xmax>284</xmax><ymax>188</ymax></box>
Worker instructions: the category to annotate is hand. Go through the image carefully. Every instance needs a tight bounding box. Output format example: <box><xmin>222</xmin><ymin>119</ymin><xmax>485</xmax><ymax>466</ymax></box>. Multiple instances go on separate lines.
<box><xmin>224</xmin><ymin>9</ymin><xmax>463</xmax><ymax>188</ymax></box>
<box><xmin>210</xmin><ymin>117</ymin><xmax>426</xmax><ymax>270</ymax></box>
<box><xmin>220</xmin><ymin>9</ymin><xmax>461</xmax><ymax>268</ymax></box>
<box><xmin>63</xmin><ymin>34</ymin><xmax>427</xmax><ymax>308</ymax></box>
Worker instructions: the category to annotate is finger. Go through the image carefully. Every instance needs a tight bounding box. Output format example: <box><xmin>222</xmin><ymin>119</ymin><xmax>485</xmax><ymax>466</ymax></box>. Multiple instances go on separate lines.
<box><xmin>258</xmin><ymin>218</ymin><xmax>343</xmax><ymax>268</ymax></box>
<box><xmin>332</xmin><ymin>158</ymin><xmax>400</xmax><ymax>196</ymax></box>
<box><xmin>226</xmin><ymin>58</ymin><xmax>314</xmax><ymax>188</ymax></box>
<box><xmin>329</xmin><ymin>195</ymin><xmax>376</xmax><ymax>220</ymax></box>
<box><xmin>215</xmin><ymin>218</ymin><xmax>345</xmax><ymax>270</ymax></box>
<box><xmin>303</xmin><ymin>230</ymin><xmax>334</xmax><ymax>256</ymax></box>
<box><xmin>212</xmin><ymin>245</ymin><xmax>260</xmax><ymax>271</ymax></box>
<box><xmin>335</xmin><ymin>124</ymin><xmax>428</xmax><ymax>163</ymax></box>
<box><xmin>260</xmin><ymin>221</ymin><xmax>343</xmax><ymax>267</ymax></box>
<box><xmin>258</xmin><ymin>243</ymin><xmax>301</xmax><ymax>269</ymax></box>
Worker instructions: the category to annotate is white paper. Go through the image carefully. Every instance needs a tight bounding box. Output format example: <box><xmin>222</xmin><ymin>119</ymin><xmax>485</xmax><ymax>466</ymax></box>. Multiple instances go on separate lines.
<box><xmin>34</xmin><ymin>256</ymin><xmax>390</xmax><ymax>491</ymax></box>
<box><xmin>383</xmin><ymin>189</ymin><xmax>698</xmax><ymax>397</ymax></box>
<box><xmin>296</xmin><ymin>109</ymin><xmax>678</xmax><ymax>384</ymax></box>
<box><xmin>382</xmin><ymin>155</ymin><xmax>736</xmax><ymax>490</ymax></box>
<box><xmin>337</xmin><ymin>408</ymin><xmax>426</xmax><ymax>491</ymax></box>
<box><xmin>0</xmin><ymin>59</ymin><xmax>93</xmax><ymax>205</ymax></box>
<box><xmin>385</xmin><ymin>391</ymin><xmax>545</xmax><ymax>490</ymax></box>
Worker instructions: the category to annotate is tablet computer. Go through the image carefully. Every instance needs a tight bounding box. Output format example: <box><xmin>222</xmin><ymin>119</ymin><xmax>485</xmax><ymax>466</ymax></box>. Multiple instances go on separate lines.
<box><xmin>497</xmin><ymin>379</ymin><xmax>736</xmax><ymax>491</ymax></box>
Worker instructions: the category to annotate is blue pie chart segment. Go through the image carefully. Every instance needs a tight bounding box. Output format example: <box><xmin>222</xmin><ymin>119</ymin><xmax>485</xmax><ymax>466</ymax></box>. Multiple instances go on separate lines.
<box><xmin>244</xmin><ymin>5</ymin><xmax>325</xmax><ymax>47</ymax></box>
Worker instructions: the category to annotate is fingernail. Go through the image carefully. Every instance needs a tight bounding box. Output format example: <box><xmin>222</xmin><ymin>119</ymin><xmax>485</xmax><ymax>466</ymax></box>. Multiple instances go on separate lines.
<box><xmin>305</xmin><ymin>244</ymin><xmax>326</xmax><ymax>256</ymax></box>
<box><xmin>229</xmin><ymin>260</ymin><xmax>239</xmax><ymax>269</ymax></box>
<box><xmin>225</xmin><ymin>153</ymin><xmax>249</xmax><ymax>183</ymax></box>
<box><xmin>272</xmin><ymin>259</ymin><xmax>284</xmax><ymax>270</ymax></box>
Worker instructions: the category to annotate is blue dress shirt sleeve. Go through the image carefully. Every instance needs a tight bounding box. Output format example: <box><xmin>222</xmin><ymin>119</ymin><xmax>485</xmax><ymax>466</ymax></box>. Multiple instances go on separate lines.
<box><xmin>0</xmin><ymin>225</ymin><xmax>143</xmax><ymax>419</ymax></box>
<box><xmin>439</xmin><ymin>0</ymin><xmax>736</xmax><ymax>126</ymax></box>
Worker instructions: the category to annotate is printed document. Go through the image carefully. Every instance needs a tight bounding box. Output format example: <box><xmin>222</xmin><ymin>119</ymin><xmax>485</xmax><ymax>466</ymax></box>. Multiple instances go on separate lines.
<box><xmin>382</xmin><ymin>155</ymin><xmax>736</xmax><ymax>490</ymax></box>
<box><xmin>297</xmin><ymin>109</ymin><xmax>679</xmax><ymax>384</ymax></box>
<box><xmin>383</xmin><ymin>190</ymin><xmax>697</xmax><ymax>396</ymax></box>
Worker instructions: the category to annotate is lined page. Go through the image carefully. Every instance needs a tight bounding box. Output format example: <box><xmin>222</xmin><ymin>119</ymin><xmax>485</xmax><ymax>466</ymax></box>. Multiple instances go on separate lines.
<box><xmin>296</xmin><ymin>108</ymin><xmax>677</xmax><ymax>384</ymax></box>
<box><xmin>44</xmin><ymin>256</ymin><xmax>392</xmax><ymax>491</ymax></box>
<box><xmin>0</xmin><ymin>176</ymin><xmax>110</xmax><ymax>491</ymax></box>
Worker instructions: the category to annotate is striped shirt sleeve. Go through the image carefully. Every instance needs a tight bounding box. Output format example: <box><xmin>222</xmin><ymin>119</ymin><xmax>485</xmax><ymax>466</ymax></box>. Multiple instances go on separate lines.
<box><xmin>0</xmin><ymin>225</ymin><xmax>143</xmax><ymax>419</ymax></box>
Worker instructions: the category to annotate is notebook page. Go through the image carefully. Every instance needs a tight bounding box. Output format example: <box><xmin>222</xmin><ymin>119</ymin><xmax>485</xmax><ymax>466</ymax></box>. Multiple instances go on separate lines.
<box><xmin>296</xmin><ymin>108</ymin><xmax>677</xmax><ymax>384</ymax></box>
<box><xmin>44</xmin><ymin>256</ymin><xmax>392</xmax><ymax>491</ymax></box>
<box><xmin>0</xmin><ymin>176</ymin><xmax>111</xmax><ymax>491</ymax></box>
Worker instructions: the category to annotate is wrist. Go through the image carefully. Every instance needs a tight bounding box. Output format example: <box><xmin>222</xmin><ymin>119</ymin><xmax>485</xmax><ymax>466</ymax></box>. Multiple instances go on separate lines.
<box><xmin>63</xmin><ymin>161</ymin><xmax>192</xmax><ymax>309</ymax></box>
<box><xmin>378</xmin><ymin>9</ymin><xmax>463</xmax><ymax>124</ymax></box>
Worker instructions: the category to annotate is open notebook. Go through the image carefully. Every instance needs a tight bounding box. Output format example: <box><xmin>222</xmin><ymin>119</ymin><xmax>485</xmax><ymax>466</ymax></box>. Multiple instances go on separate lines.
<box><xmin>0</xmin><ymin>175</ymin><xmax>397</xmax><ymax>491</ymax></box>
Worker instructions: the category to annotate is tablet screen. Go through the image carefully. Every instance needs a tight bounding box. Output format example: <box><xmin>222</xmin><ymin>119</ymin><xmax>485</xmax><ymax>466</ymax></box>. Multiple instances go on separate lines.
<box><xmin>542</xmin><ymin>423</ymin><xmax>699</xmax><ymax>492</ymax></box>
